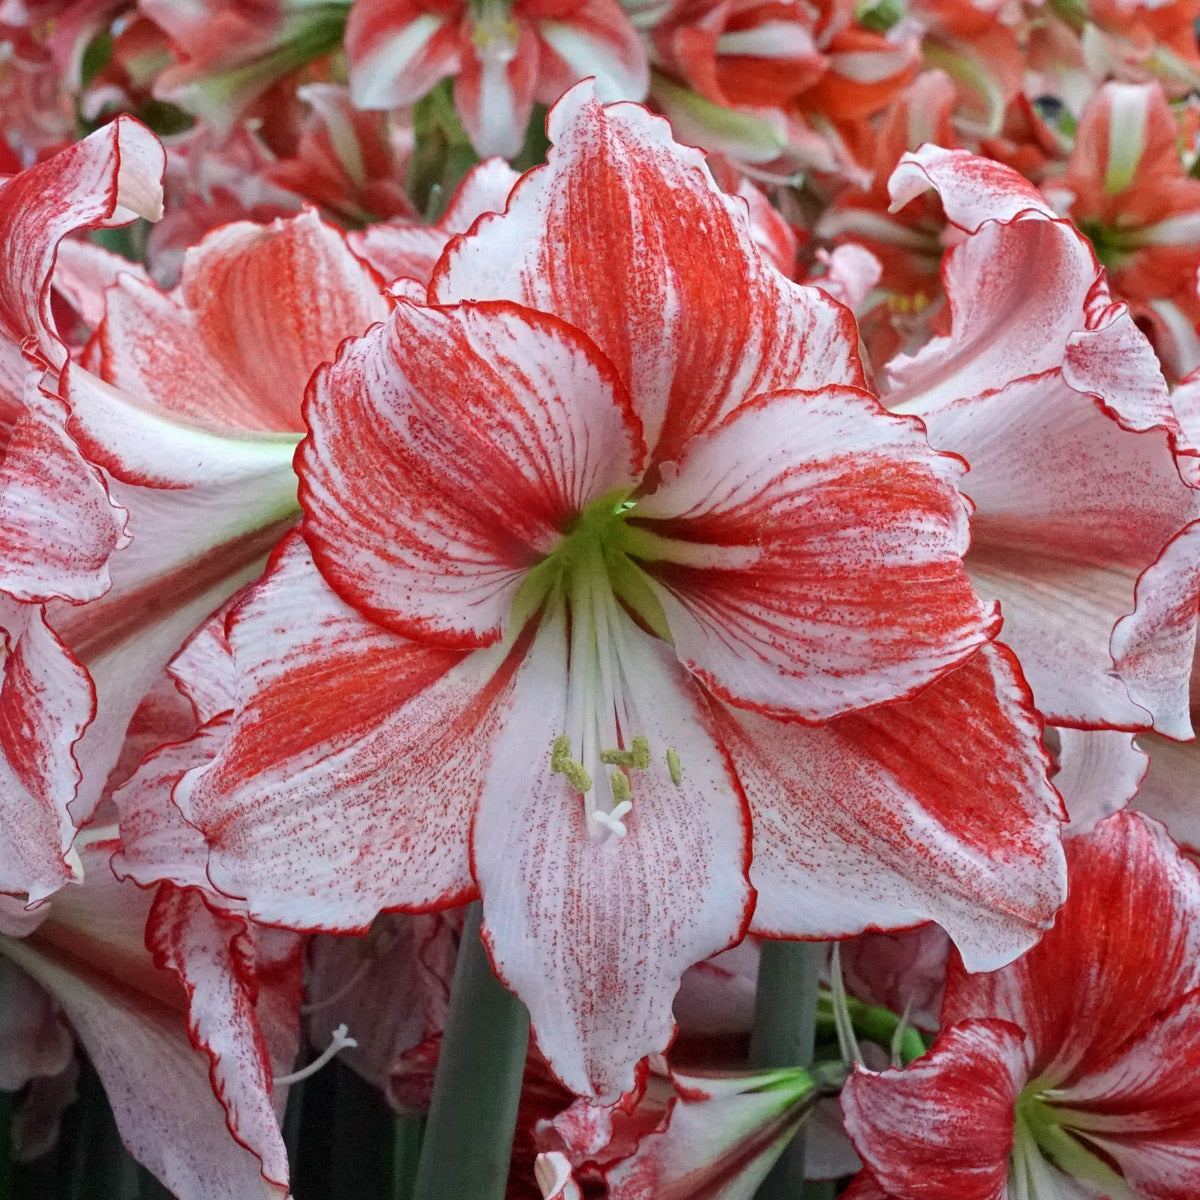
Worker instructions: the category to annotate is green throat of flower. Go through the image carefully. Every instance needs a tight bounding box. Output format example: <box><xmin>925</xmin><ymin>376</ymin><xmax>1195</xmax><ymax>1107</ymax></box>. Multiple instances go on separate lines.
<box><xmin>1010</xmin><ymin>1082</ymin><xmax>1141</xmax><ymax>1200</ymax></box>
<box><xmin>511</xmin><ymin>492</ymin><xmax>684</xmax><ymax>842</ymax></box>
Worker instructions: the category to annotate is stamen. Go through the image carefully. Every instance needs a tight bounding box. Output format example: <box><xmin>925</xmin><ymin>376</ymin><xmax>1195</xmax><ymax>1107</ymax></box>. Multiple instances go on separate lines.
<box><xmin>599</xmin><ymin>735</ymin><xmax>650</xmax><ymax>769</ymax></box>
<box><xmin>301</xmin><ymin>956</ymin><xmax>374</xmax><ymax>1014</ymax></box>
<box><xmin>551</xmin><ymin>734</ymin><xmax>592</xmax><ymax>793</ymax></box>
<box><xmin>275</xmin><ymin>1024</ymin><xmax>358</xmax><ymax>1086</ymax></box>
<box><xmin>592</xmin><ymin>800</ymin><xmax>633</xmax><ymax>837</ymax></box>
<box><xmin>666</xmin><ymin>748</ymin><xmax>682</xmax><ymax>785</ymax></box>
<box><xmin>609</xmin><ymin>770</ymin><xmax>631</xmax><ymax>803</ymax></box>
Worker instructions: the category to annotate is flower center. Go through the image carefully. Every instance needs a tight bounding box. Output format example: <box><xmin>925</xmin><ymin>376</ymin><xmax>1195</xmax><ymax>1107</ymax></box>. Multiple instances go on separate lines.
<box><xmin>512</xmin><ymin>493</ymin><xmax>682</xmax><ymax>842</ymax></box>
<box><xmin>1010</xmin><ymin>1083</ymin><xmax>1140</xmax><ymax>1200</ymax></box>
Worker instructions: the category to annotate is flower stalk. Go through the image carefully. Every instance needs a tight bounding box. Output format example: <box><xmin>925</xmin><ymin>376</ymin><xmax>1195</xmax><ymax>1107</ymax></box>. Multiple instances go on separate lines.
<box><xmin>749</xmin><ymin>940</ymin><xmax>825</xmax><ymax>1200</ymax></box>
<box><xmin>411</xmin><ymin>904</ymin><xmax>530</xmax><ymax>1200</ymax></box>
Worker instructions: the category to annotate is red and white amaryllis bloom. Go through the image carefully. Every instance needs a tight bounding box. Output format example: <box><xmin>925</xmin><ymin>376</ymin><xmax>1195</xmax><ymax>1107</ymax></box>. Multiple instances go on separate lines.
<box><xmin>842</xmin><ymin>810</ymin><xmax>1200</xmax><ymax>1200</ymax></box>
<box><xmin>169</xmin><ymin>83</ymin><xmax>1065</xmax><ymax>1100</ymax></box>
<box><xmin>345</xmin><ymin>0</ymin><xmax>650</xmax><ymax>157</ymax></box>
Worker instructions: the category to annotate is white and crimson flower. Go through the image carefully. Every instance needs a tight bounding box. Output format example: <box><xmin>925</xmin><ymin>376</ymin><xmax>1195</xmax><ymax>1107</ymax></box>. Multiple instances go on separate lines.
<box><xmin>345</xmin><ymin>0</ymin><xmax>650</xmax><ymax>157</ymax></box>
<box><xmin>168</xmin><ymin>83</ymin><xmax>1066</xmax><ymax>1100</ymax></box>
<box><xmin>842</xmin><ymin>810</ymin><xmax>1200</xmax><ymax>1200</ymax></box>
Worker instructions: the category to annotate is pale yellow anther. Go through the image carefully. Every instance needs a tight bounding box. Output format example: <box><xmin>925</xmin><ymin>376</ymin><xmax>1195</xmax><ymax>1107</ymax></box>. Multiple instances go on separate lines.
<box><xmin>600</xmin><ymin>735</ymin><xmax>650</xmax><ymax>770</ymax></box>
<box><xmin>666</xmin><ymin>748</ymin><xmax>682</xmax><ymax>785</ymax></box>
<box><xmin>551</xmin><ymin>734</ymin><xmax>592</xmax><ymax>794</ymax></box>
<box><xmin>609</xmin><ymin>770</ymin><xmax>632</xmax><ymax>804</ymax></box>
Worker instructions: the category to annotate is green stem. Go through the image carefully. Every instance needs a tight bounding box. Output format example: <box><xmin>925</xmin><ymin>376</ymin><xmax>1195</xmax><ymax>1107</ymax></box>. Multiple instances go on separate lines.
<box><xmin>0</xmin><ymin>1090</ymin><xmax>12</xmax><ymax>1200</ymax></box>
<box><xmin>750</xmin><ymin>940</ymin><xmax>824</xmax><ymax>1200</ymax></box>
<box><xmin>410</xmin><ymin>904</ymin><xmax>529</xmax><ymax>1200</ymax></box>
<box><xmin>388</xmin><ymin>1115</ymin><xmax>425</xmax><ymax>1200</ymax></box>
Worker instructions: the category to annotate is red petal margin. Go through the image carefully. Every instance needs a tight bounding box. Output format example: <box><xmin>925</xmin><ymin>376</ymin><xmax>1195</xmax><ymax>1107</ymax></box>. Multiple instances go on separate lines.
<box><xmin>298</xmin><ymin>298</ymin><xmax>645</xmax><ymax>647</ymax></box>
<box><xmin>147</xmin><ymin>883</ymin><xmax>302</xmax><ymax>1196</ymax></box>
<box><xmin>0</xmin><ymin>114</ymin><xmax>164</xmax><ymax>384</ymax></box>
<box><xmin>729</xmin><ymin>643</ymin><xmax>1067</xmax><ymax>972</ymax></box>
<box><xmin>944</xmin><ymin>811</ymin><xmax>1200</xmax><ymax>1087</ymax></box>
<box><xmin>633</xmin><ymin>385</ymin><xmax>992</xmax><ymax>721</ymax></box>
<box><xmin>0</xmin><ymin>598</ymin><xmax>93</xmax><ymax>904</ymax></box>
<box><xmin>431</xmin><ymin>81</ymin><xmax>864</xmax><ymax>464</ymax></box>
<box><xmin>841</xmin><ymin>1018</ymin><xmax>1029</xmax><ymax>1200</ymax></box>
<box><xmin>172</xmin><ymin>532</ymin><xmax>509</xmax><ymax>930</ymax></box>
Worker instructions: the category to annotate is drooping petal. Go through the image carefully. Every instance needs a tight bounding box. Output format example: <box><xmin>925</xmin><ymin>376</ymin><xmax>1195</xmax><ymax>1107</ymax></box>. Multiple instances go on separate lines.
<box><xmin>432</xmin><ymin>82</ymin><xmax>863</xmax><ymax>462</ymax></box>
<box><xmin>298</xmin><ymin>299</ymin><xmax>644</xmax><ymax>647</ymax></box>
<box><xmin>0</xmin><ymin>114</ymin><xmax>164</xmax><ymax>382</ymax></box>
<box><xmin>633</xmin><ymin>385</ymin><xmax>992</xmax><ymax>719</ymax></box>
<box><xmin>454</xmin><ymin>25</ymin><xmax>542</xmax><ymax>160</ymax></box>
<box><xmin>909</xmin><ymin>369</ymin><xmax>1193</xmax><ymax>729</ymax></box>
<box><xmin>0</xmin><ymin>957</ymin><xmax>73</xmax><ymax>1090</ymax></box>
<box><xmin>173</xmin><ymin>532</ymin><xmax>505</xmax><ymax>929</ymax></box>
<box><xmin>1110</xmin><ymin>518</ymin><xmax>1200</xmax><ymax>740</ymax></box>
<box><xmin>2</xmin><ymin>858</ymin><xmax>289</xmax><ymax>1200</ymax></box>
<box><xmin>943</xmin><ymin>811</ymin><xmax>1200</xmax><ymax>1083</ymax></box>
<box><xmin>840</xmin><ymin>1019</ymin><xmax>1029</xmax><ymax>1200</ymax></box>
<box><xmin>0</xmin><ymin>598</ymin><xmax>93</xmax><ymax>904</ymax></box>
<box><xmin>99</xmin><ymin>209</ymin><xmax>390</xmax><ymax>433</ymax></box>
<box><xmin>729</xmin><ymin>643</ymin><xmax>1066</xmax><ymax>972</ymax></box>
<box><xmin>472</xmin><ymin>603</ymin><xmax>753</xmax><ymax>1099</ymax></box>
<box><xmin>146</xmin><ymin>883</ymin><xmax>302</xmax><ymax>1194</ymax></box>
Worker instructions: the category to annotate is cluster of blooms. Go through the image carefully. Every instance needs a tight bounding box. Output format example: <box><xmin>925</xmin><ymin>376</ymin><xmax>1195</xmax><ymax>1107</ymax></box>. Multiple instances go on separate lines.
<box><xmin>6</xmin><ymin>0</ymin><xmax>1200</xmax><ymax>1197</ymax></box>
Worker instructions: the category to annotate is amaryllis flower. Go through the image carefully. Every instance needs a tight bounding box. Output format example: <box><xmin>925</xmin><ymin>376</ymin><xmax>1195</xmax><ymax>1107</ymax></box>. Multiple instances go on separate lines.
<box><xmin>0</xmin><ymin>835</ymin><xmax>303</xmax><ymax>1200</ymax></box>
<box><xmin>879</xmin><ymin>147</ymin><xmax>1200</xmax><ymax>815</ymax></box>
<box><xmin>842</xmin><ymin>810</ymin><xmax>1200</xmax><ymax>1199</ymax></box>
<box><xmin>168</xmin><ymin>83</ymin><xmax>1065</xmax><ymax>1100</ymax></box>
<box><xmin>345</xmin><ymin>0</ymin><xmax>650</xmax><ymax>157</ymax></box>
<box><xmin>1043</xmin><ymin>81</ymin><xmax>1200</xmax><ymax>382</ymax></box>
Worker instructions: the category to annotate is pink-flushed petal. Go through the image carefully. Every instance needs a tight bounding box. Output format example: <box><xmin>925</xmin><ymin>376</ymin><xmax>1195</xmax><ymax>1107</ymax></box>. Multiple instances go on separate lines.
<box><xmin>299</xmin><ymin>299</ymin><xmax>644</xmax><ymax>647</ymax></box>
<box><xmin>1053</xmin><ymin>728</ymin><xmax>1147</xmax><ymax>838</ymax></box>
<box><xmin>0</xmin><ymin>378</ymin><xmax>126</xmax><ymax>604</ymax></box>
<box><xmin>1133</xmin><ymin>733</ymin><xmax>1200</xmax><ymax>852</ymax></box>
<box><xmin>3</xmin><ymin>855</ymin><xmax>291</xmax><ymax>1200</ymax></box>
<box><xmin>432</xmin><ymin>82</ymin><xmax>863</xmax><ymax>462</ymax></box>
<box><xmin>0</xmin><ymin>598</ymin><xmax>92</xmax><ymax>904</ymax></box>
<box><xmin>910</xmin><ymin>369</ymin><xmax>1194</xmax><ymax>729</ymax></box>
<box><xmin>884</xmin><ymin>217</ymin><xmax>1099</xmax><ymax>411</ymax></box>
<box><xmin>633</xmin><ymin>385</ymin><xmax>992</xmax><ymax>720</ymax></box>
<box><xmin>100</xmin><ymin>210</ymin><xmax>390</xmax><ymax>433</ymax></box>
<box><xmin>672</xmin><ymin>941</ymin><xmax>759</xmax><ymax>1036</ymax></box>
<box><xmin>454</xmin><ymin>24</ymin><xmax>541</xmax><ymax>159</ymax></box>
<box><xmin>146</xmin><ymin>883</ymin><xmax>303</xmax><ymax>1193</ymax></box>
<box><xmin>345</xmin><ymin>0</ymin><xmax>463</xmax><ymax>109</ymax></box>
<box><xmin>348</xmin><ymin>157</ymin><xmax>520</xmax><ymax>288</ymax></box>
<box><xmin>604</xmin><ymin>1066</ymin><xmax>814</xmax><ymax>1200</ymax></box>
<box><xmin>13</xmin><ymin>1058</ymin><xmax>80</xmax><ymax>1163</ymax></box>
<box><xmin>173</xmin><ymin>532</ymin><xmax>511</xmax><ymax>929</ymax></box>
<box><xmin>53</xmin><ymin>238</ymin><xmax>153</xmax><ymax>334</ymax></box>
<box><xmin>1061</xmin><ymin>989</ymin><xmax>1200</xmax><ymax>1199</ymax></box>
<box><xmin>305</xmin><ymin>911</ymin><xmax>459</xmax><ymax>1103</ymax></box>
<box><xmin>0</xmin><ymin>114</ymin><xmax>164</xmax><ymax>384</ymax></box>
<box><xmin>810</xmin><ymin>245</ymin><xmax>882</xmax><ymax>316</ymax></box>
<box><xmin>1110</xmin><ymin>517</ymin><xmax>1200</xmax><ymax>740</ymax></box>
<box><xmin>1064</xmin><ymin>299</ymin><xmax>1194</xmax><ymax>463</ymax></box>
<box><xmin>473</xmin><ymin>604</ymin><xmax>753</xmax><ymax>1100</ymax></box>
<box><xmin>738</xmin><ymin>181</ymin><xmax>799</xmax><ymax>280</ymax></box>
<box><xmin>943</xmin><ymin>812</ymin><xmax>1200</xmax><ymax>1084</ymax></box>
<box><xmin>535</xmin><ymin>0</ymin><xmax>650</xmax><ymax>105</ymax></box>
<box><xmin>0</xmin><ymin>957</ymin><xmax>73</xmax><ymax>1090</ymax></box>
<box><xmin>838</xmin><ymin>925</ymin><xmax>951</xmax><ymax>1035</ymax></box>
<box><xmin>840</xmin><ymin>1018</ymin><xmax>1029</xmax><ymax>1200</ymax></box>
<box><xmin>888</xmin><ymin>144</ymin><xmax>1056</xmax><ymax>233</ymax></box>
<box><xmin>729</xmin><ymin>643</ymin><xmax>1066</xmax><ymax>972</ymax></box>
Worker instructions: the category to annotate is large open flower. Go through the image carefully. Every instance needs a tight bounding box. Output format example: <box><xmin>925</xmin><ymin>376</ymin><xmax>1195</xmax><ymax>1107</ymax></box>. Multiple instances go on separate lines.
<box><xmin>170</xmin><ymin>83</ymin><xmax>1066</xmax><ymax>1100</ymax></box>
